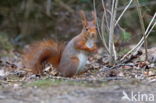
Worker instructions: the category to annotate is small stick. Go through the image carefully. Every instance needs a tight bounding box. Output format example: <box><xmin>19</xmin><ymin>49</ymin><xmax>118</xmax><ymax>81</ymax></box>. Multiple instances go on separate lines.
<box><xmin>93</xmin><ymin>0</ymin><xmax>109</xmax><ymax>53</ymax></box>
<box><xmin>115</xmin><ymin>0</ymin><xmax>133</xmax><ymax>26</ymax></box>
<box><xmin>121</xmin><ymin>13</ymin><xmax>156</xmax><ymax>61</ymax></box>
<box><xmin>109</xmin><ymin>0</ymin><xmax>116</xmax><ymax>65</ymax></box>
<box><xmin>135</xmin><ymin>0</ymin><xmax>148</xmax><ymax>61</ymax></box>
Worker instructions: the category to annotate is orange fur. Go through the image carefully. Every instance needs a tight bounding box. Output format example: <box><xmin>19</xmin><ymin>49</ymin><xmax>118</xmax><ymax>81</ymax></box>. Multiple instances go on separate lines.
<box><xmin>75</xmin><ymin>39</ymin><xmax>97</xmax><ymax>52</ymax></box>
<box><xmin>23</xmin><ymin>40</ymin><xmax>65</xmax><ymax>74</ymax></box>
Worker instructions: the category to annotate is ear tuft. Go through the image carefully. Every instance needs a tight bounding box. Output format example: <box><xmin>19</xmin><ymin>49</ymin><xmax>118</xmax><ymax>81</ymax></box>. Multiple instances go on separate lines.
<box><xmin>79</xmin><ymin>10</ymin><xmax>88</xmax><ymax>27</ymax></box>
<box><xmin>92</xmin><ymin>11</ymin><xmax>97</xmax><ymax>24</ymax></box>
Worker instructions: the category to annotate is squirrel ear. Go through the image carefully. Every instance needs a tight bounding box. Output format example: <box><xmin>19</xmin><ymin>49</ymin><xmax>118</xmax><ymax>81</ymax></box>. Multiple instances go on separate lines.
<box><xmin>79</xmin><ymin>10</ymin><xmax>88</xmax><ymax>27</ymax></box>
<box><xmin>92</xmin><ymin>11</ymin><xmax>97</xmax><ymax>24</ymax></box>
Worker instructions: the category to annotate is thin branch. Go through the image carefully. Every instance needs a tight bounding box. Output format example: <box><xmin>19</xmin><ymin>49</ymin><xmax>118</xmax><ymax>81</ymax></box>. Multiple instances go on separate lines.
<box><xmin>117</xmin><ymin>1</ymin><xmax>156</xmax><ymax>11</ymax></box>
<box><xmin>109</xmin><ymin>0</ymin><xmax>116</xmax><ymax>64</ymax></box>
<box><xmin>121</xmin><ymin>13</ymin><xmax>156</xmax><ymax>61</ymax></box>
<box><xmin>101</xmin><ymin>14</ymin><xmax>110</xmax><ymax>53</ymax></box>
<box><xmin>112</xmin><ymin>0</ymin><xmax>118</xmax><ymax>61</ymax></box>
<box><xmin>46</xmin><ymin>0</ymin><xmax>52</xmax><ymax>16</ymax></box>
<box><xmin>101</xmin><ymin>0</ymin><xmax>109</xmax><ymax>31</ymax></box>
<box><xmin>93</xmin><ymin>0</ymin><xmax>101</xmax><ymax>36</ymax></box>
<box><xmin>100</xmin><ymin>0</ymin><xmax>110</xmax><ymax>53</ymax></box>
<box><xmin>115</xmin><ymin>0</ymin><xmax>133</xmax><ymax>26</ymax></box>
<box><xmin>94</xmin><ymin>0</ymin><xmax>109</xmax><ymax>53</ymax></box>
<box><xmin>57</xmin><ymin>0</ymin><xmax>74</xmax><ymax>13</ymax></box>
<box><xmin>145</xmin><ymin>13</ymin><xmax>156</xmax><ymax>34</ymax></box>
<box><xmin>135</xmin><ymin>0</ymin><xmax>148</xmax><ymax>61</ymax></box>
<box><xmin>135</xmin><ymin>20</ymin><xmax>156</xmax><ymax>53</ymax></box>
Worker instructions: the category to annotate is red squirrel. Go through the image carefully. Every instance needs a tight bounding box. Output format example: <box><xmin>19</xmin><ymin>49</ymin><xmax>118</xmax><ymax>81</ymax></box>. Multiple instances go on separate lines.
<box><xmin>23</xmin><ymin>11</ymin><xmax>97</xmax><ymax>77</ymax></box>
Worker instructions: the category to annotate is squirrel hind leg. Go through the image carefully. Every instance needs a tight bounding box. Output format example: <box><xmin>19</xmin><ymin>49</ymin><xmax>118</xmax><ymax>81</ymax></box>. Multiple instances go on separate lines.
<box><xmin>58</xmin><ymin>56</ymin><xmax>79</xmax><ymax>77</ymax></box>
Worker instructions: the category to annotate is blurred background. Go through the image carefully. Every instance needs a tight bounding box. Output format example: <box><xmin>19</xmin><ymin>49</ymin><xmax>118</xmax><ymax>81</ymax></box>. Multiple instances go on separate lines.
<box><xmin>0</xmin><ymin>0</ymin><xmax>155</xmax><ymax>54</ymax></box>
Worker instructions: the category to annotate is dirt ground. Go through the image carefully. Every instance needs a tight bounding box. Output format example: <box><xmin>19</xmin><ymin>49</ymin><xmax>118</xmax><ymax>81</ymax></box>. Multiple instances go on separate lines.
<box><xmin>0</xmin><ymin>49</ymin><xmax>156</xmax><ymax>103</ymax></box>
<box><xmin>0</xmin><ymin>78</ymin><xmax>156</xmax><ymax>103</ymax></box>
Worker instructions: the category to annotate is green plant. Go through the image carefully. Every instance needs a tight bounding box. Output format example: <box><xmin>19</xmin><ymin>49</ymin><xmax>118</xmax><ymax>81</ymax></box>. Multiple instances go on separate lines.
<box><xmin>121</xmin><ymin>30</ymin><xmax>131</xmax><ymax>41</ymax></box>
<box><xmin>0</xmin><ymin>32</ymin><xmax>14</xmax><ymax>51</ymax></box>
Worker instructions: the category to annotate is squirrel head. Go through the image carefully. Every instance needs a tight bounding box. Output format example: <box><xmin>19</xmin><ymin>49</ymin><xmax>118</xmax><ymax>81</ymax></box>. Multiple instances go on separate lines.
<box><xmin>80</xmin><ymin>10</ymin><xmax>97</xmax><ymax>40</ymax></box>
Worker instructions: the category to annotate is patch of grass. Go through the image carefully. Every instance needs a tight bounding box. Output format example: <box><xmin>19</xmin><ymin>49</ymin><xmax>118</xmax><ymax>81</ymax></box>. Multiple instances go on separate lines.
<box><xmin>26</xmin><ymin>79</ymin><xmax>63</xmax><ymax>88</ymax></box>
<box><xmin>25</xmin><ymin>78</ymin><xmax>110</xmax><ymax>88</ymax></box>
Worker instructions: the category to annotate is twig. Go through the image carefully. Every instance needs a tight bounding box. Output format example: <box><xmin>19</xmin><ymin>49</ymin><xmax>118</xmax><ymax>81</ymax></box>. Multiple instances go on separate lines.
<box><xmin>135</xmin><ymin>20</ymin><xmax>156</xmax><ymax>53</ymax></box>
<box><xmin>109</xmin><ymin>0</ymin><xmax>117</xmax><ymax>64</ymax></box>
<box><xmin>93</xmin><ymin>0</ymin><xmax>101</xmax><ymax>36</ymax></box>
<box><xmin>46</xmin><ymin>0</ymin><xmax>52</xmax><ymax>16</ymax></box>
<box><xmin>121</xmin><ymin>13</ymin><xmax>156</xmax><ymax>61</ymax></box>
<box><xmin>135</xmin><ymin>0</ymin><xmax>148</xmax><ymax>61</ymax></box>
<box><xmin>117</xmin><ymin>1</ymin><xmax>156</xmax><ymax>11</ymax></box>
<box><xmin>108</xmin><ymin>0</ymin><xmax>115</xmax><ymax>64</ymax></box>
<box><xmin>144</xmin><ymin>13</ymin><xmax>156</xmax><ymax>35</ymax></box>
<box><xmin>115</xmin><ymin>0</ymin><xmax>133</xmax><ymax>26</ymax></box>
<box><xmin>94</xmin><ymin>0</ymin><xmax>109</xmax><ymax>53</ymax></box>
<box><xmin>133</xmin><ymin>13</ymin><xmax>156</xmax><ymax>54</ymax></box>
<box><xmin>100</xmin><ymin>0</ymin><xmax>110</xmax><ymax>53</ymax></box>
<box><xmin>113</xmin><ymin>0</ymin><xmax>118</xmax><ymax>61</ymax></box>
<box><xmin>57</xmin><ymin>0</ymin><xmax>74</xmax><ymax>13</ymax></box>
<box><xmin>101</xmin><ymin>0</ymin><xmax>110</xmax><ymax>32</ymax></box>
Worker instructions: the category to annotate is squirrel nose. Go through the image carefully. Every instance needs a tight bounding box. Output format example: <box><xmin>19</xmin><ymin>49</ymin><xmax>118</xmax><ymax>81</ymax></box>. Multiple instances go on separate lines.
<box><xmin>90</xmin><ymin>32</ymin><xmax>96</xmax><ymax>38</ymax></box>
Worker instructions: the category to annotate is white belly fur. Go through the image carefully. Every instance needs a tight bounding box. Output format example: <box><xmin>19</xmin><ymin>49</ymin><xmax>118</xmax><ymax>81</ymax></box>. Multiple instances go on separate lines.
<box><xmin>76</xmin><ymin>39</ymin><xmax>95</xmax><ymax>74</ymax></box>
<box><xmin>77</xmin><ymin>52</ymin><xmax>88</xmax><ymax>74</ymax></box>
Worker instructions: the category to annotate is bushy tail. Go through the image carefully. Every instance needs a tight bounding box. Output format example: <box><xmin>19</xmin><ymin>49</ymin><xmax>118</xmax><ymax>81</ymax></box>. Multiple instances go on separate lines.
<box><xmin>22</xmin><ymin>40</ymin><xmax>65</xmax><ymax>74</ymax></box>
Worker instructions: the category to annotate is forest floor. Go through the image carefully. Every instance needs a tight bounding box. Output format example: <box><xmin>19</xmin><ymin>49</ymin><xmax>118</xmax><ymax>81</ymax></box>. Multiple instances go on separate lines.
<box><xmin>0</xmin><ymin>48</ymin><xmax>156</xmax><ymax>103</ymax></box>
